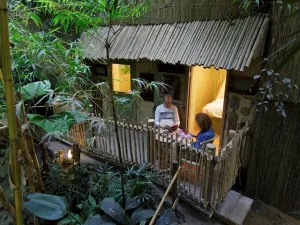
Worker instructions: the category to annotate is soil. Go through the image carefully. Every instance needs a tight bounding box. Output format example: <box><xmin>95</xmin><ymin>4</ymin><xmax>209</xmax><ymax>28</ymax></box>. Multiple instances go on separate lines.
<box><xmin>244</xmin><ymin>200</ymin><xmax>300</xmax><ymax>225</ymax></box>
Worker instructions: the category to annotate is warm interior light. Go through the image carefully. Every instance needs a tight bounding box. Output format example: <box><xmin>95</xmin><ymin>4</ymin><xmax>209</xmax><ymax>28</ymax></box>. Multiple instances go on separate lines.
<box><xmin>67</xmin><ymin>149</ymin><xmax>73</xmax><ymax>159</ymax></box>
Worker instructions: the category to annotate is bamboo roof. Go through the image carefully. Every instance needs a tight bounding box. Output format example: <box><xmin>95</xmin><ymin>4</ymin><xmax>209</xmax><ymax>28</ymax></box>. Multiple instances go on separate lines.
<box><xmin>81</xmin><ymin>16</ymin><xmax>269</xmax><ymax>71</ymax></box>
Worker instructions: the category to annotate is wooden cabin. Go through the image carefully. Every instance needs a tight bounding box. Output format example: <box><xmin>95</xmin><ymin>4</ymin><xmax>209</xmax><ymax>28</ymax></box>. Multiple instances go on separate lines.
<box><xmin>81</xmin><ymin>16</ymin><xmax>269</xmax><ymax>152</ymax></box>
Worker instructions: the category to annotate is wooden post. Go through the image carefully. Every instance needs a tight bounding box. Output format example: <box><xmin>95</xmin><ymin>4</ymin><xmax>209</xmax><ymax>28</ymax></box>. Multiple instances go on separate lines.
<box><xmin>58</xmin><ymin>150</ymin><xmax>64</xmax><ymax>166</ymax></box>
<box><xmin>205</xmin><ymin>143</ymin><xmax>217</xmax><ymax>208</ymax></box>
<box><xmin>147</xmin><ymin>121</ymin><xmax>152</xmax><ymax>165</ymax></box>
<box><xmin>172</xmin><ymin>161</ymin><xmax>179</xmax><ymax>211</ymax></box>
<box><xmin>73</xmin><ymin>143</ymin><xmax>80</xmax><ymax>164</ymax></box>
<box><xmin>40</xmin><ymin>143</ymin><xmax>49</xmax><ymax>172</ymax></box>
<box><xmin>228</xmin><ymin>130</ymin><xmax>236</xmax><ymax>142</ymax></box>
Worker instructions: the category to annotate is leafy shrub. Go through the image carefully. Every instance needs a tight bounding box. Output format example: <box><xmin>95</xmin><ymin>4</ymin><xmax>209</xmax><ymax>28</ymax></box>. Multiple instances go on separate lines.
<box><xmin>90</xmin><ymin>164</ymin><xmax>160</xmax><ymax>208</ymax></box>
<box><xmin>44</xmin><ymin>163</ymin><xmax>94</xmax><ymax>205</ymax></box>
<box><xmin>25</xmin><ymin>193</ymin><xmax>179</xmax><ymax>225</ymax></box>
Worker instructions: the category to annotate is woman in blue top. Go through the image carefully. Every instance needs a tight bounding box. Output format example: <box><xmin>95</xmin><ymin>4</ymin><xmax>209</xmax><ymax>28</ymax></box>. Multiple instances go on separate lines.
<box><xmin>190</xmin><ymin>113</ymin><xmax>215</xmax><ymax>150</ymax></box>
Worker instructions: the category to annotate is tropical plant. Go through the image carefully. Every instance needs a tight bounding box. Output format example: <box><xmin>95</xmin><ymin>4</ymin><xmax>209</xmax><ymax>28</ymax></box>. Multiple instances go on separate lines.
<box><xmin>235</xmin><ymin>0</ymin><xmax>300</xmax><ymax>116</ymax></box>
<box><xmin>88</xmin><ymin>164</ymin><xmax>160</xmax><ymax>208</ymax></box>
<box><xmin>1</xmin><ymin>1</ymin><xmax>176</xmax><ymax>224</ymax></box>
<box><xmin>0</xmin><ymin>1</ymin><xmax>23</xmax><ymax>224</ymax></box>
<box><xmin>24</xmin><ymin>193</ymin><xmax>68</xmax><ymax>221</ymax></box>
<box><xmin>24</xmin><ymin>193</ymin><xmax>179</xmax><ymax>225</ymax></box>
<box><xmin>252</xmin><ymin>69</ymin><xmax>298</xmax><ymax>117</ymax></box>
<box><xmin>44</xmin><ymin>163</ymin><xmax>94</xmax><ymax>206</ymax></box>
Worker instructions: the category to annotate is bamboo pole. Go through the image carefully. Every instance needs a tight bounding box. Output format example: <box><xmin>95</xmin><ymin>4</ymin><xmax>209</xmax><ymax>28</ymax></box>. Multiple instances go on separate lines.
<box><xmin>27</xmin><ymin>135</ymin><xmax>44</xmax><ymax>192</ymax></box>
<box><xmin>149</xmin><ymin>166</ymin><xmax>182</xmax><ymax>225</ymax></box>
<box><xmin>0</xmin><ymin>1</ymin><xmax>23</xmax><ymax>224</ymax></box>
<box><xmin>17</xmin><ymin>119</ymin><xmax>36</xmax><ymax>192</ymax></box>
<box><xmin>147</xmin><ymin>122</ymin><xmax>152</xmax><ymax>166</ymax></box>
<box><xmin>135</xmin><ymin>123</ymin><xmax>141</xmax><ymax>164</ymax></box>
<box><xmin>133</xmin><ymin>122</ymin><xmax>139</xmax><ymax>163</ymax></box>
<box><xmin>153</xmin><ymin>126</ymin><xmax>157</xmax><ymax>169</ymax></box>
<box><xmin>123</xmin><ymin>121</ymin><xmax>129</xmax><ymax>162</ymax></box>
<box><xmin>0</xmin><ymin>69</ymin><xmax>5</xmax><ymax>90</ymax></box>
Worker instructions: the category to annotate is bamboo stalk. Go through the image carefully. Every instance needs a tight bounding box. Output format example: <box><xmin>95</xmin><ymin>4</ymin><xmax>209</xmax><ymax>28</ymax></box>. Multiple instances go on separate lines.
<box><xmin>0</xmin><ymin>1</ymin><xmax>23</xmax><ymax>224</ymax></box>
<box><xmin>149</xmin><ymin>166</ymin><xmax>182</xmax><ymax>225</ymax></box>
<box><xmin>165</xmin><ymin>132</ymin><xmax>169</xmax><ymax>179</ymax></box>
<box><xmin>114</xmin><ymin>121</ymin><xmax>119</xmax><ymax>159</ymax></box>
<box><xmin>27</xmin><ymin>134</ymin><xmax>44</xmax><ymax>192</ymax></box>
<box><xmin>128</xmin><ymin>123</ymin><xmax>134</xmax><ymax>163</ymax></box>
<box><xmin>194</xmin><ymin>150</ymin><xmax>199</xmax><ymax>199</ymax></box>
<box><xmin>183</xmin><ymin>140</ymin><xmax>188</xmax><ymax>190</ymax></box>
<box><xmin>135</xmin><ymin>123</ymin><xmax>142</xmax><ymax>164</ymax></box>
<box><xmin>153</xmin><ymin>126</ymin><xmax>157</xmax><ymax>169</ymax></box>
<box><xmin>157</xmin><ymin>127</ymin><xmax>161</xmax><ymax>171</ymax></box>
<box><xmin>0</xmin><ymin>69</ymin><xmax>5</xmax><ymax>91</ymax></box>
<box><xmin>17</xmin><ymin>119</ymin><xmax>35</xmax><ymax>192</ymax></box>
<box><xmin>108</xmin><ymin>121</ymin><xmax>113</xmax><ymax>158</ymax></box>
<box><xmin>133</xmin><ymin>122</ymin><xmax>139</xmax><ymax>164</ymax></box>
<box><xmin>147</xmin><ymin>122</ymin><xmax>152</xmax><ymax>166</ymax></box>
<box><xmin>199</xmin><ymin>153</ymin><xmax>205</xmax><ymax>201</ymax></box>
<box><xmin>188</xmin><ymin>148</ymin><xmax>192</xmax><ymax>195</ymax></box>
<box><xmin>141</xmin><ymin>122</ymin><xmax>145</xmax><ymax>164</ymax></box>
<box><xmin>172</xmin><ymin>193</ymin><xmax>181</xmax><ymax>210</ymax></box>
<box><xmin>123</xmin><ymin>122</ymin><xmax>129</xmax><ymax>162</ymax></box>
<box><xmin>121</xmin><ymin>122</ymin><xmax>126</xmax><ymax>162</ymax></box>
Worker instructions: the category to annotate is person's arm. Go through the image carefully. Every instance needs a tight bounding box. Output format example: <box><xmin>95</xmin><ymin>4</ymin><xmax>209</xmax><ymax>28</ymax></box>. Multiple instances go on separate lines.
<box><xmin>193</xmin><ymin>133</ymin><xmax>207</xmax><ymax>149</ymax></box>
<box><xmin>174</xmin><ymin>106</ymin><xmax>180</xmax><ymax>126</ymax></box>
<box><xmin>189</xmin><ymin>133</ymin><xmax>197</xmax><ymax>138</ymax></box>
<box><xmin>154</xmin><ymin>106</ymin><xmax>160</xmax><ymax>127</ymax></box>
<box><xmin>193</xmin><ymin>131</ymin><xmax>215</xmax><ymax>149</ymax></box>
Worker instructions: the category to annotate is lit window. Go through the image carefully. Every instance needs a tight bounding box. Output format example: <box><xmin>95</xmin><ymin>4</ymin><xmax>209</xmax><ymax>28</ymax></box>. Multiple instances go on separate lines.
<box><xmin>112</xmin><ymin>64</ymin><xmax>131</xmax><ymax>93</ymax></box>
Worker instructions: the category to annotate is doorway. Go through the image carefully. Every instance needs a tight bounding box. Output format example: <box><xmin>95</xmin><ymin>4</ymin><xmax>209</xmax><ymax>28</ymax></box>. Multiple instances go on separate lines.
<box><xmin>187</xmin><ymin>66</ymin><xmax>227</xmax><ymax>152</ymax></box>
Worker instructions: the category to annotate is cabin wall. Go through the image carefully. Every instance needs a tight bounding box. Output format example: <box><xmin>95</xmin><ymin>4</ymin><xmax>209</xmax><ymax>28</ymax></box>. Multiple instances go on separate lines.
<box><xmin>135</xmin><ymin>61</ymin><xmax>157</xmax><ymax>123</ymax></box>
<box><xmin>222</xmin><ymin>93</ymin><xmax>255</xmax><ymax>147</ymax></box>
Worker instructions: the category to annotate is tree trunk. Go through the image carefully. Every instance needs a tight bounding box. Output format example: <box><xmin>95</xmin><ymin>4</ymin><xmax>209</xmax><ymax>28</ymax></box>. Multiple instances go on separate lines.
<box><xmin>105</xmin><ymin>39</ymin><xmax>126</xmax><ymax>207</ymax></box>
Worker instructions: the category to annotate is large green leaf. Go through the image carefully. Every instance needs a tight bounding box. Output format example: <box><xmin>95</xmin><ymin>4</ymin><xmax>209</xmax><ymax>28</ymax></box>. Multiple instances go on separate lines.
<box><xmin>27</xmin><ymin>114</ymin><xmax>71</xmax><ymax>134</ymax></box>
<box><xmin>100</xmin><ymin>198</ymin><xmax>126</xmax><ymax>224</ymax></box>
<box><xmin>21</xmin><ymin>80</ymin><xmax>52</xmax><ymax>101</ymax></box>
<box><xmin>125</xmin><ymin>197</ymin><xmax>140</xmax><ymax>210</ymax></box>
<box><xmin>131</xmin><ymin>209</ymin><xmax>154</xmax><ymax>225</ymax></box>
<box><xmin>61</xmin><ymin>110</ymin><xmax>88</xmax><ymax>124</ymax></box>
<box><xmin>24</xmin><ymin>193</ymin><xmax>68</xmax><ymax>220</ymax></box>
<box><xmin>155</xmin><ymin>209</ymin><xmax>178</xmax><ymax>225</ymax></box>
<box><xmin>84</xmin><ymin>215</ymin><xmax>116</xmax><ymax>225</ymax></box>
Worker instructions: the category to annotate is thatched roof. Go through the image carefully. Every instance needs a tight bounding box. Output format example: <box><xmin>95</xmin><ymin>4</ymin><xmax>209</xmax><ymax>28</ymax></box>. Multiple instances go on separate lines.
<box><xmin>81</xmin><ymin>16</ymin><xmax>269</xmax><ymax>71</ymax></box>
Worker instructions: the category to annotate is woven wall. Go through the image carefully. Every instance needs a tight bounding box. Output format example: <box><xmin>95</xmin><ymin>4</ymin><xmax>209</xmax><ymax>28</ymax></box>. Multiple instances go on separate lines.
<box><xmin>243</xmin><ymin>1</ymin><xmax>300</xmax><ymax>213</ymax></box>
<box><xmin>246</xmin><ymin>103</ymin><xmax>300</xmax><ymax>213</ymax></box>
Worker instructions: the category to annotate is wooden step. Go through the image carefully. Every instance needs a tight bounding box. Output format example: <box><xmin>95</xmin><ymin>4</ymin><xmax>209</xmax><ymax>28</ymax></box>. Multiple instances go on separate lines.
<box><xmin>214</xmin><ymin>190</ymin><xmax>253</xmax><ymax>225</ymax></box>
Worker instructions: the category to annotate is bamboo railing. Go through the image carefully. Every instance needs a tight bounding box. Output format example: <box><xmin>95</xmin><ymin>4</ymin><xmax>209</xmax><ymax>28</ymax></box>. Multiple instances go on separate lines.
<box><xmin>66</xmin><ymin>114</ymin><xmax>249</xmax><ymax>211</ymax></box>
